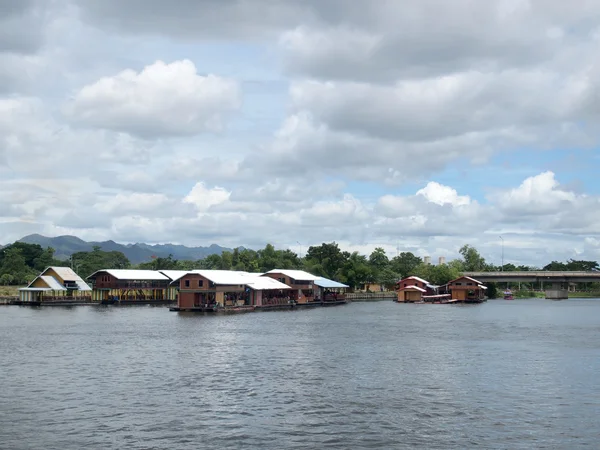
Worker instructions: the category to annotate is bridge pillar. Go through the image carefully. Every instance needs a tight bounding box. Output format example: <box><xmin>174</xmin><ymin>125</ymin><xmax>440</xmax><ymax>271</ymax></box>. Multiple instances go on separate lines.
<box><xmin>545</xmin><ymin>282</ymin><xmax>568</xmax><ymax>300</ymax></box>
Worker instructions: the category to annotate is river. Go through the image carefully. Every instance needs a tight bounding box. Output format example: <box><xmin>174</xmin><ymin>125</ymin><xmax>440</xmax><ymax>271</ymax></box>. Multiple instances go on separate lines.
<box><xmin>1</xmin><ymin>299</ymin><xmax>599</xmax><ymax>449</ymax></box>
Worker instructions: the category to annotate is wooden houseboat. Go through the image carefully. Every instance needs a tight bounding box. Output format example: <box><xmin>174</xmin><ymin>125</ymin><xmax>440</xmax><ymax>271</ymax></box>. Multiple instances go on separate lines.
<box><xmin>18</xmin><ymin>266</ymin><xmax>92</xmax><ymax>305</ymax></box>
<box><xmin>262</xmin><ymin>269</ymin><xmax>320</xmax><ymax>305</ymax></box>
<box><xmin>396</xmin><ymin>276</ymin><xmax>430</xmax><ymax>302</ymax></box>
<box><xmin>447</xmin><ymin>276</ymin><xmax>487</xmax><ymax>303</ymax></box>
<box><xmin>172</xmin><ymin>270</ymin><xmax>292</xmax><ymax>311</ymax></box>
<box><xmin>87</xmin><ymin>269</ymin><xmax>172</xmax><ymax>304</ymax></box>
<box><xmin>396</xmin><ymin>276</ymin><xmax>452</xmax><ymax>303</ymax></box>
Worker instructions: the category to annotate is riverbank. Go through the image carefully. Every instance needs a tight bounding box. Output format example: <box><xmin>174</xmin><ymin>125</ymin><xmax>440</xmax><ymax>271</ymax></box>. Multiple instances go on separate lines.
<box><xmin>498</xmin><ymin>290</ymin><xmax>600</xmax><ymax>299</ymax></box>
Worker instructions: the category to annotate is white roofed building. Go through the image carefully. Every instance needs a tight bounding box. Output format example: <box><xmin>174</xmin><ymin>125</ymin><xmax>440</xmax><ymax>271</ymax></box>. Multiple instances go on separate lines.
<box><xmin>174</xmin><ymin>270</ymin><xmax>293</xmax><ymax>310</ymax></box>
<box><xmin>87</xmin><ymin>269</ymin><xmax>173</xmax><ymax>303</ymax></box>
<box><xmin>19</xmin><ymin>267</ymin><xmax>91</xmax><ymax>304</ymax></box>
<box><xmin>262</xmin><ymin>269</ymin><xmax>320</xmax><ymax>304</ymax></box>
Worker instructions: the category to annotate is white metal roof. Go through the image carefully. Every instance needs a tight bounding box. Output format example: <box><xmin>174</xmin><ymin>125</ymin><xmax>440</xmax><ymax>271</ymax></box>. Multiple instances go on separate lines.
<box><xmin>74</xmin><ymin>280</ymin><xmax>92</xmax><ymax>291</ymax></box>
<box><xmin>46</xmin><ymin>266</ymin><xmax>81</xmax><ymax>281</ymax></box>
<box><xmin>264</xmin><ymin>269</ymin><xmax>319</xmax><ymax>281</ymax></box>
<box><xmin>88</xmin><ymin>269</ymin><xmax>170</xmax><ymax>281</ymax></box>
<box><xmin>403</xmin><ymin>276</ymin><xmax>429</xmax><ymax>285</ymax></box>
<box><xmin>40</xmin><ymin>276</ymin><xmax>67</xmax><ymax>291</ymax></box>
<box><xmin>314</xmin><ymin>277</ymin><xmax>349</xmax><ymax>288</ymax></box>
<box><xmin>159</xmin><ymin>270</ymin><xmax>190</xmax><ymax>282</ymax></box>
<box><xmin>195</xmin><ymin>270</ymin><xmax>255</xmax><ymax>285</ymax></box>
<box><xmin>245</xmin><ymin>277</ymin><xmax>291</xmax><ymax>290</ymax></box>
<box><xmin>400</xmin><ymin>285</ymin><xmax>427</xmax><ymax>293</ymax></box>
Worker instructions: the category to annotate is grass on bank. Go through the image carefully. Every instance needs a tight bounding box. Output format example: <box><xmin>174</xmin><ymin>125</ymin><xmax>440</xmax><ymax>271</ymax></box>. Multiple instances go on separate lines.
<box><xmin>0</xmin><ymin>286</ymin><xmax>22</xmax><ymax>297</ymax></box>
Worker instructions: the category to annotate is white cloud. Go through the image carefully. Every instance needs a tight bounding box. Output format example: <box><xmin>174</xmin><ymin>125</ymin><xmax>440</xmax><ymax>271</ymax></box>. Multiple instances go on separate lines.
<box><xmin>2</xmin><ymin>0</ymin><xmax>600</xmax><ymax>269</ymax></box>
<box><xmin>183</xmin><ymin>182</ymin><xmax>231</xmax><ymax>212</ymax></box>
<box><xmin>417</xmin><ymin>182</ymin><xmax>472</xmax><ymax>207</ymax></box>
<box><xmin>493</xmin><ymin>171</ymin><xmax>577</xmax><ymax>215</ymax></box>
<box><xmin>65</xmin><ymin>60</ymin><xmax>240</xmax><ymax>138</ymax></box>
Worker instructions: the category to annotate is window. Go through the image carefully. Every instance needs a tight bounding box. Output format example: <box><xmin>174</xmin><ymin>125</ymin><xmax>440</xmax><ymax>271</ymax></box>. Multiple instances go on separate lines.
<box><xmin>455</xmin><ymin>282</ymin><xmax>462</xmax><ymax>286</ymax></box>
<box><xmin>467</xmin><ymin>282</ymin><xmax>473</xmax><ymax>286</ymax></box>
<box><xmin>198</xmin><ymin>280</ymin><xmax>203</xmax><ymax>287</ymax></box>
<box><xmin>185</xmin><ymin>280</ymin><xmax>190</xmax><ymax>288</ymax></box>
<box><xmin>278</xmin><ymin>277</ymin><xmax>285</xmax><ymax>284</ymax></box>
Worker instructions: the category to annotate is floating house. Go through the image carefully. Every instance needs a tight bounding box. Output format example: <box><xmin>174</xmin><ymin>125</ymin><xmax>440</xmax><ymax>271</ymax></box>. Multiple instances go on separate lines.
<box><xmin>447</xmin><ymin>276</ymin><xmax>487</xmax><ymax>302</ymax></box>
<box><xmin>19</xmin><ymin>266</ymin><xmax>91</xmax><ymax>304</ymax></box>
<box><xmin>174</xmin><ymin>270</ymin><xmax>291</xmax><ymax>311</ymax></box>
<box><xmin>87</xmin><ymin>269</ymin><xmax>172</xmax><ymax>304</ymax></box>
<box><xmin>314</xmin><ymin>277</ymin><xmax>349</xmax><ymax>304</ymax></box>
<box><xmin>395</xmin><ymin>276</ymin><xmax>452</xmax><ymax>303</ymax></box>
<box><xmin>262</xmin><ymin>269</ymin><xmax>320</xmax><ymax>304</ymax></box>
<box><xmin>395</xmin><ymin>276</ymin><xmax>431</xmax><ymax>302</ymax></box>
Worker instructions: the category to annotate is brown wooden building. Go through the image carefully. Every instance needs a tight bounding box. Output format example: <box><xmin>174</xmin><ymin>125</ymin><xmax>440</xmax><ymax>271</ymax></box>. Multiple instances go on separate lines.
<box><xmin>176</xmin><ymin>270</ymin><xmax>292</xmax><ymax>310</ymax></box>
<box><xmin>87</xmin><ymin>269</ymin><xmax>171</xmax><ymax>303</ymax></box>
<box><xmin>396</xmin><ymin>276</ymin><xmax>438</xmax><ymax>302</ymax></box>
<box><xmin>447</xmin><ymin>276</ymin><xmax>487</xmax><ymax>302</ymax></box>
<box><xmin>263</xmin><ymin>269</ymin><xmax>319</xmax><ymax>304</ymax></box>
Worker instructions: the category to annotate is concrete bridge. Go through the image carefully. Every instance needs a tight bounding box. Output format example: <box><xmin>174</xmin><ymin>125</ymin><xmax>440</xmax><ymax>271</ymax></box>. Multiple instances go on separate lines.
<box><xmin>463</xmin><ymin>271</ymin><xmax>600</xmax><ymax>300</ymax></box>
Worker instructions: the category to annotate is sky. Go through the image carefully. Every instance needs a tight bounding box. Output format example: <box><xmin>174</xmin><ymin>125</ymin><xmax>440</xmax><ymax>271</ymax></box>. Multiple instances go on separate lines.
<box><xmin>1</xmin><ymin>0</ymin><xmax>600</xmax><ymax>267</ymax></box>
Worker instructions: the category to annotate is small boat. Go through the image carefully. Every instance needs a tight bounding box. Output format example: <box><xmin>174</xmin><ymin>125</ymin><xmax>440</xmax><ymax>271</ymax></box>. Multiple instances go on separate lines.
<box><xmin>503</xmin><ymin>290</ymin><xmax>514</xmax><ymax>300</ymax></box>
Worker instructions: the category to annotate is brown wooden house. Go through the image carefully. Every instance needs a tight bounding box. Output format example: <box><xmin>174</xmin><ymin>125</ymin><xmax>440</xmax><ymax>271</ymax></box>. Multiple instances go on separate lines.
<box><xmin>395</xmin><ymin>276</ymin><xmax>433</xmax><ymax>302</ymax></box>
<box><xmin>447</xmin><ymin>276</ymin><xmax>487</xmax><ymax>302</ymax></box>
<box><xmin>262</xmin><ymin>269</ymin><xmax>319</xmax><ymax>304</ymax></box>
<box><xmin>176</xmin><ymin>270</ymin><xmax>292</xmax><ymax>310</ymax></box>
<box><xmin>87</xmin><ymin>269</ymin><xmax>171</xmax><ymax>303</ymax></box>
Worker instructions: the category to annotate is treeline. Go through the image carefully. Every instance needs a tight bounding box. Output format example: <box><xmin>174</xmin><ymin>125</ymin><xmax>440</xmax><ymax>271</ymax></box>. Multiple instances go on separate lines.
<box><xmin>1</xmin><ymin>241</ymin><xmax>598</xmax><ymax>291</ymax></box>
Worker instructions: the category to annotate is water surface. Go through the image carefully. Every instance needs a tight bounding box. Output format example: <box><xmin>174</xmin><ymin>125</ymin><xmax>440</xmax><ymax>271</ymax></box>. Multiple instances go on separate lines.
<box><xmin>1</xmin><ymin>299</ymin><xmax>599</xmax><ymax>449</ymax></box>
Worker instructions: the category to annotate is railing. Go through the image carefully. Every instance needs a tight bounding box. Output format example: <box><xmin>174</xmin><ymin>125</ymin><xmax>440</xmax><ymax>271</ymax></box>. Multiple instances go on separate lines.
<box><xmin>346</xmin><ymin>292</ymin><xmax>397</xmax><ymax>301</ymax></box>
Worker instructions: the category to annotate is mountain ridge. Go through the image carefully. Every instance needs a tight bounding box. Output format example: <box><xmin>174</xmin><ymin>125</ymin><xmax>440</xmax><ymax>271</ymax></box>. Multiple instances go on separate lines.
<box><xmin>17</xmin><ymin>234</ymin><xmax>233</xmax><ymax>264</ymax></box>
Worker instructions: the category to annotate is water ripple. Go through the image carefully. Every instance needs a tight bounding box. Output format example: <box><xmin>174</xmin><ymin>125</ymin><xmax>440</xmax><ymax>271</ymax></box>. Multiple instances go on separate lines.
<box><xmin>1</xmin><ymin>300</ymin><xmax>600</xmax><ymax>449</ymax></box>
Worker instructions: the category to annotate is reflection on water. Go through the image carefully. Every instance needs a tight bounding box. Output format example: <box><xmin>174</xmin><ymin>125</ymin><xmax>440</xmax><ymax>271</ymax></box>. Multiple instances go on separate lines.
<box><xmin>1</xmin><ymin>300</ymin><xmax>600</xmax><ymax>449</ymax></box>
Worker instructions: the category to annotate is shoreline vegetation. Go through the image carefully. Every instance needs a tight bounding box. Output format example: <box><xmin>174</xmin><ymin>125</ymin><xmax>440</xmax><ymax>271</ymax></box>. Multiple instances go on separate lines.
<box><xmin>1</xmin><ymin>240</ymin><xmax>600</xmax><ymax>303</ymax></box>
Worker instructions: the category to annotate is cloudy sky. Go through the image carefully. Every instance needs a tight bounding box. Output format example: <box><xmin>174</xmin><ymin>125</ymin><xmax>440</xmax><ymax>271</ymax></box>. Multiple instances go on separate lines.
<box><xmin>2</xmin><ymin>0</ymin><xmax>600</xmax><ymax>266</ymax></box>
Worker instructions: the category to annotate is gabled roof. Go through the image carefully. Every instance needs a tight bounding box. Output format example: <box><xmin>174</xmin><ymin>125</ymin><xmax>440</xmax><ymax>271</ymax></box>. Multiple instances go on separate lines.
<box><xmin>245</xmin><ymin>277</ymin><xmax>291</xmax><ymax>291</ymax></box>
<box><xmin>40</xmin><ymin>276</ymin><xmax>67</xmax><ymax>291</ymax></box>
<box><xmin>159</xmin><ymin>270</ymin><xmax>190</xmax><ymax>283</ymax></box>
<box><xmin>45</xmin><ymin>266</ymin><xmax>81</xmax><ymax>282</ymax></box>
<box><xmin>449</xmin><ymin>275</ymin><xmax>484</xmax><ymax>284</ymax></box>
<box><xmin>399</xmin><ymin>285</ymin><xmax>427</xmax><ymax>293</ymax></box>
<box><xmin>314</xmin><ymin>277</ymin><xmax>349</xmax><ymax>288</ymax></box>
<box><xmin>397</xmin><ymin>276</ymin><xmax>429</xmax><ymax>285</ymax></box>
<box><xmin>23</xmin><ymin>269</ymin><xmax>91</xmax><ymax>292</ymax></box>
<box><xmin>88</xmin><ymin>269</ymin><xmax>170</xmax><ymax>281</ymax></box>
<box><xmin>264</xmin><ymin>269</ymin><xmax>319</xmax><ymax>281</ymax></box>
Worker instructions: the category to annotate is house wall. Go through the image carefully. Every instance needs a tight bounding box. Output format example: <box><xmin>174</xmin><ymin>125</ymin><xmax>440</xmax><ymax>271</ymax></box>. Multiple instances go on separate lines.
<box><xmin>178</xmin><ymin>292</ymin><xmax>195</xmax><ymax>308</ymax></box>
<box><xmin>31</xmin><ymin>278</ymin><xmax>50</xmax><ymax>288</ymax></box>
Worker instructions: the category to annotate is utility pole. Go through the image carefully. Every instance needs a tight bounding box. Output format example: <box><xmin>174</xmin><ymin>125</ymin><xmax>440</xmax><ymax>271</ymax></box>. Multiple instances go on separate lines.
<box><xmin>499</xmin><ymin>236</ymin><xmax>504</xmax><ymax>272</ymax></box>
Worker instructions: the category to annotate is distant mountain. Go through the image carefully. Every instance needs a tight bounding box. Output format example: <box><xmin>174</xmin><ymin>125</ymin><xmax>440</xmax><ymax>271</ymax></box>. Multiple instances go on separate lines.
<box><xmin>17</xmin><ymin>234</ymin><xmax>233</xmax><ymax>264</ymax></box>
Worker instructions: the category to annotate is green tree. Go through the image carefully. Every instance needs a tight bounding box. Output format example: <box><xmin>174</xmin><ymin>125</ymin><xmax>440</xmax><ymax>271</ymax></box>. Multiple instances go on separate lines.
<box><xmin>305</xmin><ymin>242</ymin><xmax>348</xmax><ymax>279</ymax></box>
<box><xmin>338</xmin><ymin>252</ymin><xmax>371</xmax><ymax>290</ymax></box>
<box><xmin>0</xmin><ymin>247</ymin><xmax>34</xmax><ymax>284</ymax></box>
<box><xmin>0</xmin><ymin>274</ymin><xmax>15</xmax><ymax>285</ymax></box>
<box><xmin>377</xmin><ymin>267</ymin><xmax>401</xmax><ymax>289</ymax></box>
<box><xmin>368</xmin><ymin>247</ymin><xmax>389</xmax><ymax>281</ymax></box>
<box><xmin>459</xmin><ymin>245</ymin><xmax>487</xmax><ymax>272</ymax></box>
<box><xmin>390</xmin><ymin>252</ymin><xmax>422</xmax><ymax>278</ymax></box>
<box><xmin>70</xmin><ymin>247</ymin><xmax>130</xmax><ymax>278</ymax></box>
